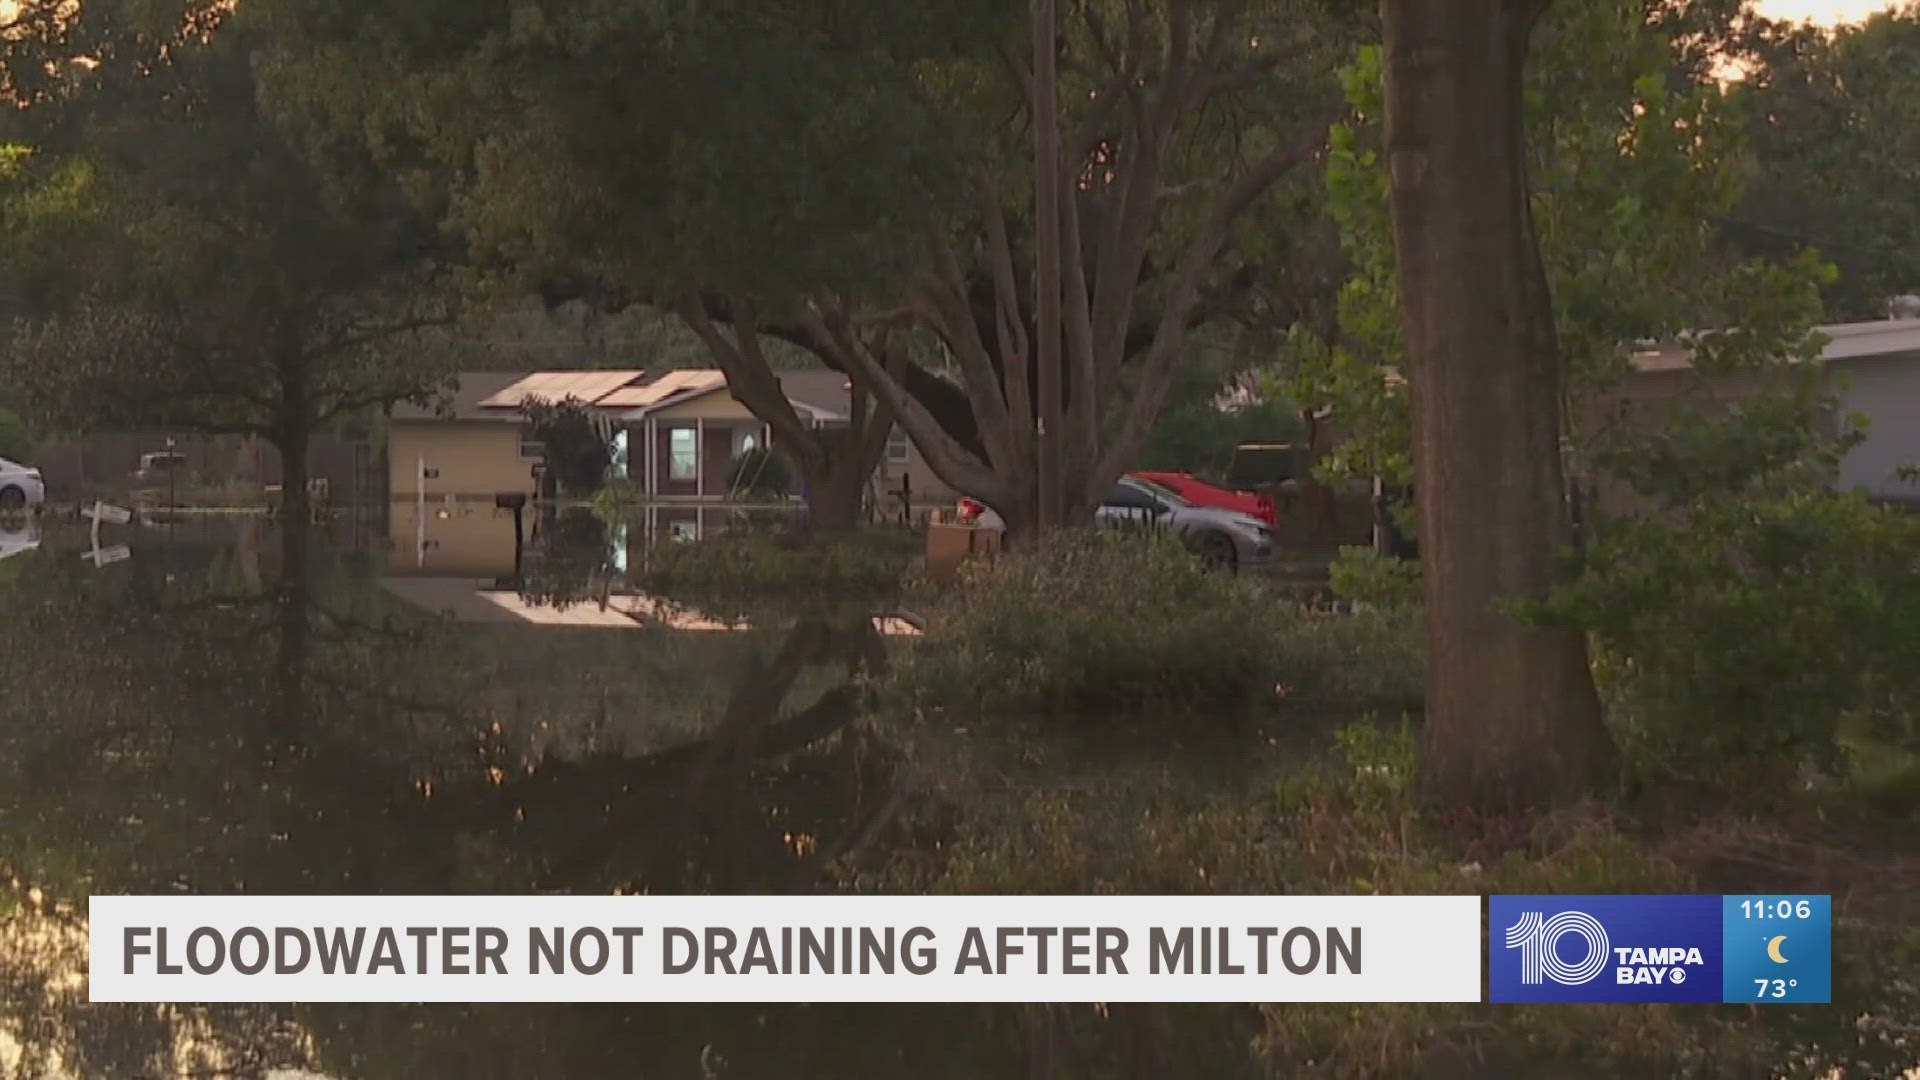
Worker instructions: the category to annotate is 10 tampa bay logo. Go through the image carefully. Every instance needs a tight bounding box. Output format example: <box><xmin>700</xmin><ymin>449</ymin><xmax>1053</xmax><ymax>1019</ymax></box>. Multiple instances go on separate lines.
<box><xmin>1489</xmin><ymin>896</ymin><xmax>1723</xmax><ymax>1003</ymax></box>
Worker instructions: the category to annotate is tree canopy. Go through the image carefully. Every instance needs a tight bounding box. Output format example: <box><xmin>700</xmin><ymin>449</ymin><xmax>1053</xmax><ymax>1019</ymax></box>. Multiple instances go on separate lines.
<box><xmin>1</xmin><ymin>11</ymin><xmax>456</xmax><ymax>493</ymax></box>
<box><xmin>1722</xmin><ymin>4</ymin><xmax>1920</xmax><ymax>319</ymax></box>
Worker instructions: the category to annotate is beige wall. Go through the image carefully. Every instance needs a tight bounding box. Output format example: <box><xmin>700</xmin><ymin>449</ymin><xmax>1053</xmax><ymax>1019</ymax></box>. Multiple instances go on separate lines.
<box><xmin>652</xmin><ymin>390</ymin><xmax>760</xmax><ymax>421</ymax></box>
<box><xmin>874</xmin><ymin>440</ymin><xmax>956</xmax><ymax>505</ymax></box>
<box><xmin>390</xmin><ymin>421</ymin><xmax>533</xmax><ymax>498</ymax></box>
<box><xmin>1574</xmin><ymin>366</ymin><xmax>1815</xmax><ymax>517</ymax></box>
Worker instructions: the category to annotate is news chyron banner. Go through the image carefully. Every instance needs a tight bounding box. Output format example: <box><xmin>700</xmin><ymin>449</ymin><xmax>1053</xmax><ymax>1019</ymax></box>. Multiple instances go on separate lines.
<box><xmin>90</xmin><ymin>895</ymin><xmax>1482</xmax><ymax>1003</ymax></box>
<box><xmin>1489</xmin><ymin>894</ymin><xmax>1832</xmax><ymax>1004</ymax></box>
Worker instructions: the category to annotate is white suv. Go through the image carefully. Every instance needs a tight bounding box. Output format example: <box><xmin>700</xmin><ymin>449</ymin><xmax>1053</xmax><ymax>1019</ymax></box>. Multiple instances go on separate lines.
<box><xmin>0</xmin><ymin>457</ymin><xmax>46</xmax><ymax>511</ymax></box>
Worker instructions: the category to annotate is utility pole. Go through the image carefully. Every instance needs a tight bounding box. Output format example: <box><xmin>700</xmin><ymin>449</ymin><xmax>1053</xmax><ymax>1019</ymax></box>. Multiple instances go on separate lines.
<box><xmin>1033</xmin><ymin>0</ymin><xmax>1063</xmax><ymax>532</ymax></box>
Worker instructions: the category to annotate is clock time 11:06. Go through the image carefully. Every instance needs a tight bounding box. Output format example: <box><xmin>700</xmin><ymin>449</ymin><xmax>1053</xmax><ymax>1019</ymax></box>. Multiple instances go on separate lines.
<box><xmin>1741</xmin><ymin>899</ymin><xmax>1813</xmax><ymax>919</ymax></box>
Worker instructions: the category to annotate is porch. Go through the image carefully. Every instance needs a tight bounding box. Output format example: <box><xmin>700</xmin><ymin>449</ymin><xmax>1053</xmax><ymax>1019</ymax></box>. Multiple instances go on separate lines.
<box><xmin>627</xmin><ymin>416</ymin><xmax>771</xmax><ymax>500</ymax></box>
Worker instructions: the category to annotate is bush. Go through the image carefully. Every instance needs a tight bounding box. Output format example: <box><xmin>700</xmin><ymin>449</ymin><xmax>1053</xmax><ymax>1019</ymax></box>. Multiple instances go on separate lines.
<box><xmin>882</xmin><ymin>528</ymin><xmax>1422</xmax><ymax>721</ymax></box>
<box><xmin>724</xmin><ymin>447</ymin><xmax>791</xmax><ymax>501</ymax></box>
<box><xmin>1327</xmin><ymin>544</ymin><xmax>1422</xmax><ymax>607</ymax></box>
<box><xmin>863</xmin><ymin>715</ymin><xmax>1919</xmax><ymax>1076</ymax></box>
<box><xmin>1548</xmin><ymin>490</ymin><xmax>1920</xmax><ymax>778</ymax></box>
<box><xmin>639</xmin><ymin>525</ymin><xmax>918</xmax><ymax>613</ymax></box>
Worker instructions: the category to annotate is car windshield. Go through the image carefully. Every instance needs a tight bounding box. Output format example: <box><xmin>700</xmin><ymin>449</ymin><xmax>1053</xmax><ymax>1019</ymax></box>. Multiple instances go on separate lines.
<box><xmin>1128</xmin><ymin>478</ymin><xmax>1190</xmax><ymax>507</ymax></box>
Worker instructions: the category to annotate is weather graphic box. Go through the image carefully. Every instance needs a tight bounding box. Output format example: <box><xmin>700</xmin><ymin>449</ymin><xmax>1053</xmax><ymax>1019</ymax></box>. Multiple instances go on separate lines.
<box><xmin>1490</xmin><ymin>894</ymin><xmax>1830</xmax><ymax>1004</ymax></box>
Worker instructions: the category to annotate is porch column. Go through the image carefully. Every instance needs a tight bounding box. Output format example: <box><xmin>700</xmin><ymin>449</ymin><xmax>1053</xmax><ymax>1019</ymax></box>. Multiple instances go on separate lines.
<box><xmin>645</xmin><ymin>417</ymin><xmax>657</xmax><ymax>497</ymax></box>
<box><xmin>696</xmin><ymin>417</ymin><xmax>706</xmax><ymax>498</ymax></box>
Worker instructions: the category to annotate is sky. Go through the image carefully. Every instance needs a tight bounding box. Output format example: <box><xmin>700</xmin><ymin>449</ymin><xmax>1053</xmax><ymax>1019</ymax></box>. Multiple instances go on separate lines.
<box><xmin>1754</xmin><ymin>0</ymin><xmax>1905</xmax><ymax>22</ymax></box>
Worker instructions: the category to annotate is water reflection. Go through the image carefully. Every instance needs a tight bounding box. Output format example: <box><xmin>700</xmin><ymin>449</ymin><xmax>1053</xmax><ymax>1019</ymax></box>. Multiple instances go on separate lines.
<box><xmin>0</xmin><ymin>508</ymin><xmax>981</xmax><ymax>1077</ymax></box>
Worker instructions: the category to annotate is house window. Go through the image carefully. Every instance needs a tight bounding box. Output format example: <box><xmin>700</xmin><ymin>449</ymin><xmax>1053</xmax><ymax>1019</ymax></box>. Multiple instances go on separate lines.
<box><xmin>519</xmin><ymin>431</ymin><xmax>545</xmax><ymax>459</ymax></box>
<box><xmin>668</xmin><ymin>427</ymin><xmax>698</xmax><ymax>481</ymax></box>
<box><xmin>886</xmin><ymin>426</ymin><xmax>910</xmax><ymax>466</ymax></box>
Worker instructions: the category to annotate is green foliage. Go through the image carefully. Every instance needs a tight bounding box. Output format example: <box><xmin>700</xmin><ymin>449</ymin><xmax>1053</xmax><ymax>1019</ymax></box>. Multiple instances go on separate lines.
<box><xmin>1724</xmin><ymin>8</ymin><xmax>1920</xmax><ymax>319</ymax></box>
<box><xmin>0</xmin><ymin>407</ymin><xmax>32</xmax><ymax>461</ymax></box>
<box><xmin>725</xmin><ymin>446</ymin><xmax>791</xmax><ymax>501</ymax></box>
<box><xmin>1550</xmin><ymin>489</ymin><xmax>1920</xmax><ymax>777</ymax></box>
<box><xmin>1326</xmin><ymin>545</ymin><xmax>1421</xmax><ymax>608</ymax></box>
<box><xmin>520</xmin><ymin>396</ymin><xmax>612</xmax><ymax>495</ymax></box>
<box><xmin>0</xmin><ymin>24</ymin><xmax>455</xmax><ymax>442</ymax></box>
<box><xmin>640</xmin><ymin>526</ymin><xmax>917</xmax><ymax>614</ymax></box>
<box><xmin>872</xmin><ymin>713</ymin><xmax>1920</xmax><ymax>1074</ymax></box>
<box><xmin>883</xmin><ymin>529</ymin><xmax>1422</xmax><ymax>721</ymax></box>
<box><xmin>1276</xmin><ymin>1</ymin><xmax>1837</xmax><ymax>490</ymax></box>
<box><xmin>1134</xmin><ymin>331</ymin><xmax>1306</xmax><ymax>478</ymax></box>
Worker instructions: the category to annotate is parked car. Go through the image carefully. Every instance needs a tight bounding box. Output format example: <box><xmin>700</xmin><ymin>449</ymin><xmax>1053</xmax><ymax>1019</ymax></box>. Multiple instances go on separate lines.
<box><xmin>1097</xmin><ymin>476</ymin><xmax>1274</xmax><ymax>571</ymax></box>
<box><xmin>135</xmin><ymin>451</ymin><xmax>189</xmax><ymax>485</ymax></box>
<box><xmin>952</xmin><ymin>480</ymin><xmax>1274</xmax><ymax>571</ymax></box>
<box><xmin>0</xmin><ymin>456</ymin><xmax>45</xmax><ymax>511</ymax></box>
<box><xmin>1129</xmin><ymin>470</ymin><xmax>1276</xmax><ymax>527</ymax></box>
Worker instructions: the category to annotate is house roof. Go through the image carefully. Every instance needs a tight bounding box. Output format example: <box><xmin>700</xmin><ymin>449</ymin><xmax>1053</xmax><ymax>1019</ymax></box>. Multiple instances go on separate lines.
<box><xmin>479</xmin><ymin>370</ymin><xmax>649</xmax><ymax>409</ymax></box>
<box><xmin>613</xmin><ymin>367</ymin><xmax>849</xmax><ymax>421</ymax></box>
<box><xmin>1817</xmin><ymin>318</ymin><xmax>1920</xmax><ymax>361</ymax></box>
<box><xmin>395</xmin><ymin>367</ymin><xmax>863</xmax><ymax>425</ymax></box>
<box><xmin>392</xmin><ymin>371</ymin><xmax>533</xmax><ymax>422</ymax></box>
<box><xmin>599</xmin><ymin>368</ymin><xmax>726</xmax><ymax>409</ymax></box>
<box><xmin>1630</xmin><ymin>318</ymin><xmax>1920</xmax><ymax>374</ymax></box>
<box><xmin>777</xmin><ymin>369</ymin><xmax>857</xmax><ymax>415</ymax></box>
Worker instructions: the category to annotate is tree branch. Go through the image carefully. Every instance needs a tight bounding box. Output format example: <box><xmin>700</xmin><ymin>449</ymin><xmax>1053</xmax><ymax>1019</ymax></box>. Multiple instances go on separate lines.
<box><xmin>798</xmin><ymin>299</ymin><xmax>1011</xmax><ymax>507</ymax></box>
<box><xmin>919</xmin><ymin>229</ymin><xmax>1018</xmax><ymax>470</ymax></box>
<box><xmin>1091</xmin><ymin>108</ymin><xmax>1341</xmax><ymax>489</ymax></box>
<box><xmin>675</xmin><ymin>292</ymin><xmax>825</xmax><ymax>476</ymax></box>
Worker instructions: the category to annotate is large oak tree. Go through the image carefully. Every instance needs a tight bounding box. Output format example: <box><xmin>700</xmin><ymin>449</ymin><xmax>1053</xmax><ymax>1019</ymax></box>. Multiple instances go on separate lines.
<box><xmin>1378</xmin><ymin>0</ymin><xmax>1613</xmax><ymax>807</ymax></box>
<box><xmin>257</xmin><ymin>0</ymin><xmax>1355</xmax><ymax>537</ymax></box>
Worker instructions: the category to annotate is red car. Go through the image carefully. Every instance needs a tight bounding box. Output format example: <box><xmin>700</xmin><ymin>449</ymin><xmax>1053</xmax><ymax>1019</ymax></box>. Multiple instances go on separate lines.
<box><xmin>1129</xmin><ymin>471</ymin><xmax>1276</xmax><ymax>527</ymax></box>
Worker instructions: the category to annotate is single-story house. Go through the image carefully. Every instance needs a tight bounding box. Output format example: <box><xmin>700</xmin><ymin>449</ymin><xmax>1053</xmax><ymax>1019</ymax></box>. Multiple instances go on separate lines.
<box><xmin>1581</xmin><ymin>316</ymin><xmax>1920</xmax><ymax>512</ymax></box>
<box><xmin>389</xmin><ymin>368</ymin><xmax>958</xmax><ymax>506</ymax></box>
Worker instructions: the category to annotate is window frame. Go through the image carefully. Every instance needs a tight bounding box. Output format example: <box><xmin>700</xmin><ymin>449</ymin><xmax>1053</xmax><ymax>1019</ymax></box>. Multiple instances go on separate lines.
<box><xmin>667</xmin><ymin>426</ymin><xmax>699</xmax><ymax>481</ymax></box>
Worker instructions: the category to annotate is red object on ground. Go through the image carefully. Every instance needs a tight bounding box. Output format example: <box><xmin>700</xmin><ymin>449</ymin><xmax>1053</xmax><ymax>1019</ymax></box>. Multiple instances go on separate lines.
<box><xmin>956</xmin><ymin>496</ymin><xmax>986</xmax><ymax>522</ymax></box>
<box><xmin>1130</xmin><ymin>471</ymin><xmax>1277</xmax><ymax>526</ymax></box>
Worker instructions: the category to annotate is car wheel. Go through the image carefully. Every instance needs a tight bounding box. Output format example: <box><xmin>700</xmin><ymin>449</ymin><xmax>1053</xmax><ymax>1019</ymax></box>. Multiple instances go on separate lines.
<box><xmin>1197</xmin><ymin>530</ymin><xmax>1237</xmax><ymax>573</ymax></box>
<box><xmin>0</xmin><ymin>485</ymin><xmax>24</xmax><ymax>511</ymax></box>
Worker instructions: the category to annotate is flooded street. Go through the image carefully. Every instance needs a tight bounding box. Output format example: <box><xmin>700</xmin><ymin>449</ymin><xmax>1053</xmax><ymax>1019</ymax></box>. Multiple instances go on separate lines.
<box><xmin>0</xmin><ymin>506</ymin><xmax>1302</xmax><ymax>1078</ymax></box>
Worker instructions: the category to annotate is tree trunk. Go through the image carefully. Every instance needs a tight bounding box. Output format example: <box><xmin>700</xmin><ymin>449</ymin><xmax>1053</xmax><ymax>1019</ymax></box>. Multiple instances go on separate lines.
<box><xmin>803</xmin><ymin>460</ymin><xmax>867</xmax><ymax>531</ymax></box>
<box><xmin>1380</xmin><ymin>0</ymin><xmax>1613</xmax><ymax>810</ymax></box>
<box><xmin>1032</xmin><ymin>0</ymin><xmax>1064</xmax><ymax>530</ymax></box>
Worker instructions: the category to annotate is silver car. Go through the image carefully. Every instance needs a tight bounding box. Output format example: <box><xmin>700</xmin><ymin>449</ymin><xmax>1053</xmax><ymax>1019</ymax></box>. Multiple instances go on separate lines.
<box><xmin>0</xmin><ymin>457</ymin><xmax>44</xmax><ymax>512</ymax></box>
<box><xmin>1096</xmin><ymin>476</ymin><xmax>1274</xmax><ymax>572</ymax></box>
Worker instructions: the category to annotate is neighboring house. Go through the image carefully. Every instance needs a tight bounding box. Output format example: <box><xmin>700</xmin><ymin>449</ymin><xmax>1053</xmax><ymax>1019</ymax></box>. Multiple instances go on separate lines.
<box><xmin>390</xmin><ymin>370</ymin><xmax>555</xmax><ymax>502</ymax></box>
<box><xmin>1582</xmin><ymin>316</ymin><xmax>1920</xmax><ymax>512</ymax></box>
<box><xmin>390</xmin><ymin>368</ymin><xmax>958</xmax><ymax>505</ymax></box>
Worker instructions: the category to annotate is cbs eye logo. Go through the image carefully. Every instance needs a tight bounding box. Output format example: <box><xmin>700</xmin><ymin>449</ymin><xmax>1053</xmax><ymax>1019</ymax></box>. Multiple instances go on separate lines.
<box><xmin>1504</xmin><ymin>911</ymin><xmax>1610</xmax><ymax>986</ymax></box>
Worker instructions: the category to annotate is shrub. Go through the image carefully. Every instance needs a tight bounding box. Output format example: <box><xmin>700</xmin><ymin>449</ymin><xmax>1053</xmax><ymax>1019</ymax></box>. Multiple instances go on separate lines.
<box><xmin>882</xmin><ymin>528</ymin><xmax>1422</xmax><ymax>721</ymax></box>
<box><xmin>862</xmin><ymin>715</ymin><xmax>1919</xmax><ymax>1076</ymax></box>
<box><xmin>1548</xmin><ymin>490</ymin><xmax>1920</xmax><ymax>778</ymax></box>
<box><xmin>724</xmin><ymin>447</ymin><xmax>791</xmax><ymax>501</ymax></box>
<box><xmin>639</xmin><ymin>525</ymin><xmax>917</xmax><ymax>613</ymax></box>
<box><xmin>1327</xmin><ymin>544</ymin><xmax>1421</xmax><ymax>607</ymax></box>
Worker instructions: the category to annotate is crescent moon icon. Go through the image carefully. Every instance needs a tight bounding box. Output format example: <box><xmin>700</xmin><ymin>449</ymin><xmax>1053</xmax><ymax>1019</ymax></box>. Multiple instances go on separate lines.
<box><xmin>1766</xmin><ymin>935</ymin><xmax>1789</xmax><ymax>964</ymax></box>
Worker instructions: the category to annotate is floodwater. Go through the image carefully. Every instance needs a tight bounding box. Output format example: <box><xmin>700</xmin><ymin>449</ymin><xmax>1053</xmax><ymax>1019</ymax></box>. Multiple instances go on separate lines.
<box><xmin>0</xmin><ymin>505</ymin><xmax>1297</xmax><ymax>1079</ymax></box>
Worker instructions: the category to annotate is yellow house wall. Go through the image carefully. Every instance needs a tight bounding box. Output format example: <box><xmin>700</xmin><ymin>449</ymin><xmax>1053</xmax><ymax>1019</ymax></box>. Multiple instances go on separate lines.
<box><xmin>390</xmin><ymin>421</ymin><xmax>532</xmax><ymax>498</ymax></box>
<box><xmin>651</xmin><ymin>391</ymin><xmax>760</xmax><ymax>421</ymax></box>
